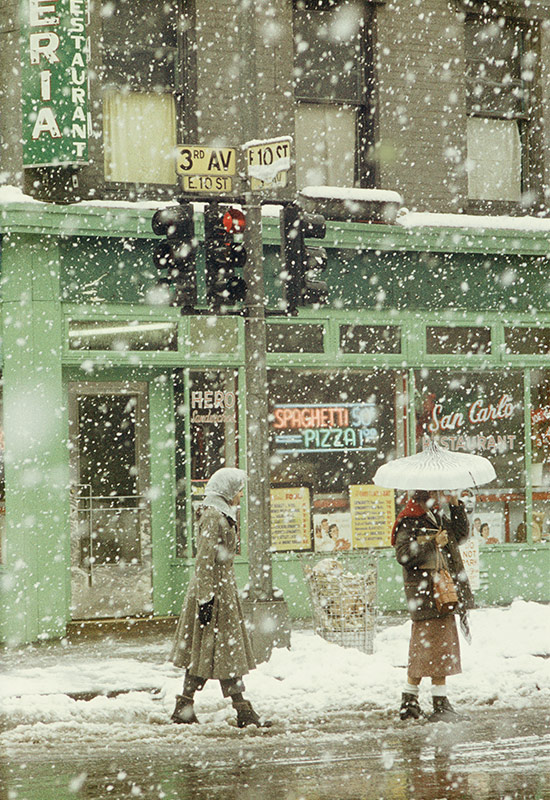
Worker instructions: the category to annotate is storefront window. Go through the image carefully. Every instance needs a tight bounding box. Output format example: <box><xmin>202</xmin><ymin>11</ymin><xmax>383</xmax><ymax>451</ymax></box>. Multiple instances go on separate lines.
<box><xmin>426</xmin><ymin>326</ymin><xmax>491</xmax><ymax>355</ymax></box>
<box><xmin>174</xmin><ymin>369</ymin><xmax>240</xmax><ymax>556</ymax></box>
<box><xmin>340</xmin><ymin>325</ymin><xmax>401</xmax><ymax>355</ymax></box>
<box><xmin>529</xmin><ymin>370</ymin><xmax>550</xmax><ymax>543</ymax></box>
<box><xmin>68</xmin><ymin>320</ymin><xmax>178</xmax><ymax>351</ymax></box>
<box><xmin>266</xmin><ymin>323</ymin><xmax>325</xmax><ymax>354</ymax></box>
<box><xmin>0</xmin><ymin>386</ymin><xmax>4</xmax><ymax>564</ymax></box>
<box><xmin>268</xmin><ymin>369</ymin><xmax>403</xmax><ymax>552</ymax></box>
<box><xmin>415</xmin><ymin>369</ymin><xmax>525</xmax><ymax>543</ymax></box>
<box><xmin>505</xmin><ymin>328</ymin><xmax>550</xmax><ymax>355</ymax></box>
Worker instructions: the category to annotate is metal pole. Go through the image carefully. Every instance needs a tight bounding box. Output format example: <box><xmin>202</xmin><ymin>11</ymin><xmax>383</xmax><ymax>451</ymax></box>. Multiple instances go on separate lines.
<box><xmin>242</xmin><ymin>195</ymin><xmax>272</xmax><ymax>600</ymax></box>
<box><xmin>237</xmin><ymin>3</ymin><xmax>290</xmax><ymax>661</ymax></box>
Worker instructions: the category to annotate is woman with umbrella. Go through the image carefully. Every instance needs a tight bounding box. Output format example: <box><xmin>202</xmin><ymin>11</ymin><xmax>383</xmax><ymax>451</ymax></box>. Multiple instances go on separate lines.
<box><xmin>392</xmin><ymin>489</ymin><xmax>473</xmax><ymax>722</ymax></box>
<box><xmin>375</xmin><ymin>442</ymin><xmax>495</xmax><ymax>722</ymax></box>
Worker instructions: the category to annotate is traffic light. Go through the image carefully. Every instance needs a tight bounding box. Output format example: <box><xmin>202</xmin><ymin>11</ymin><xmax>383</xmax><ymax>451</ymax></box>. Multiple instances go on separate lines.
<box><xmin>280</xmin><ymin>203</ymin><xmax>328</xmax><ymax>314</ymax></box>
<box><xmin>204</xmin><ymin>204</ymin><xmax>247</xmax><ymax>311</ymax></box>
<box><xmin>151</xmin><ymin>203</ymin><xmax>197</xmax><ymax>313</ymax></box>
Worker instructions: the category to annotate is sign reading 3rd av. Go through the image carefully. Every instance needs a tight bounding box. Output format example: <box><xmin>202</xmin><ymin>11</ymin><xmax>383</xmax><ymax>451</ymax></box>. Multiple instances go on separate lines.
<box><xmin>176</xmin><ymin>145</ymin><xmax>236</xmax><ymax>192</ymax></box>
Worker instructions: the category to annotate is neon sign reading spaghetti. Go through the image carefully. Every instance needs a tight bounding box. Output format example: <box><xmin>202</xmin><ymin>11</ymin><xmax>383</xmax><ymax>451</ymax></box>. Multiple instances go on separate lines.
<box><xmin>272</xmin><ymin>403</ymin><xmax>379</xmax><ymax>453</ymax></box>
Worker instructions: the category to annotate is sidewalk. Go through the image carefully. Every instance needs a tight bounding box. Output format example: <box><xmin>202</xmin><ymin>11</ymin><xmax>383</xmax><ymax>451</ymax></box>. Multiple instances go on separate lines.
<box><xmin>1</xmin><ymin>601</ymin><xmax>549</xmax><ymax>741</ymax></box>
<box><xmin>1</xmin><ymin>612</ymin><xmax>408</xmax><ymax>701</ymax></box>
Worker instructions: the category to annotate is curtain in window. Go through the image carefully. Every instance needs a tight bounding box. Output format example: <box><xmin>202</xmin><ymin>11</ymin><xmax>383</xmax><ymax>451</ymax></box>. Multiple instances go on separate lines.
<box><xmin>103</xmin><ymin>89</ymin><xmax>177</xmax><ymax>184</ymax></box>
<box><xmin>295</xmin><ymin>103</ymin><xmax>356</xmax><ymax>188</ymax></box>
<box><xmin>467</xmin><ymin>117</ymin><xmax>521</xmax><ymax>201</ymax></box>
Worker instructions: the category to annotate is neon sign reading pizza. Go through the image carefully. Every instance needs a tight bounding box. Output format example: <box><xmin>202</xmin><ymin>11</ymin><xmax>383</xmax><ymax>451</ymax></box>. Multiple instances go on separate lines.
<box><xmin>272</xmin><ymin>403</ymin><xmax>379</xmax><ymax>453</ymax></box>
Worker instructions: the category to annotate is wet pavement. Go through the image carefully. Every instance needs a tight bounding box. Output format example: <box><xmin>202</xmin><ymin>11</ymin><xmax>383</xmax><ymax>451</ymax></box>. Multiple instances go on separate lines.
<box><xmin>2</xmin><ymin>621</ymin><xmax>549</xmax><ymax>799</ymax></box>
<box><xmin>2</xmin><ymin>706</ymin><xmax>549</xmax><ymax>799</ymax></box>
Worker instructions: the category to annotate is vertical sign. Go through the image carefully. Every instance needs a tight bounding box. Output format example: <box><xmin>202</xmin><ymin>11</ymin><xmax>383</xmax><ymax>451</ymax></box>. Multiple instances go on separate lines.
<box><xmin>270</xmin><ymin>486</ymin><xmax>312</xmax><ymax>552</ymax></box>
<box><xmin>20</xmin><ymin>0</ymin><xmax>89</xmax><ymax>166</ymax></box>
<box><xmin>350</xmin><ymin>485</ymin><xmax>395</xmax><ymax>548</ymax></box>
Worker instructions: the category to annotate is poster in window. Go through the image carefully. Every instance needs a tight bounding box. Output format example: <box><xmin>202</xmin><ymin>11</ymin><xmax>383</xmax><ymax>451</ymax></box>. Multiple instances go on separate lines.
<box><xmin>270</xmin><ymin>486</ymin><xmax>312</xmax><ymax>552</ymax></box>
<box><xmin>459</xmin><ymin>536</ymin><xmax>480</xmax><ymax>591</ymax></box>
<box><xmin>472</xmin><ymin>511</ymin><xmax>503</xmax><ymax>544</ymax></box>
<box><xmin>313</xmin><ymin>513</ymin><xmax>352</xmax><ymax>552</ymax></box>
<box><xmin>349</xmin><ymin>485</ymin><xmax>395</xmax><ymax>548</ymax></box>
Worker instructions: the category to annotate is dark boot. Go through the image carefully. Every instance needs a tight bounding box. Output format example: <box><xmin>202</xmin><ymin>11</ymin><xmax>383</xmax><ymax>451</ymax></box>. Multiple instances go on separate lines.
<box><xmin>171</xmin><ymin>694</ymin><xmax>199</xmax><ymax>724</ymax></box>
<box><xmin>399</xmin><ymin>692</ymin><xmax>423</xmax><ymax>721</ymax></box>
<box><xmin>234</xmin><ymin>699</ymin><xmax>272</xmax><ymax>728</ymax></box>
<box><xmin>428</xmin><ymin>695</ymin><xmax>466</xmax><ymax>723</ymax></box>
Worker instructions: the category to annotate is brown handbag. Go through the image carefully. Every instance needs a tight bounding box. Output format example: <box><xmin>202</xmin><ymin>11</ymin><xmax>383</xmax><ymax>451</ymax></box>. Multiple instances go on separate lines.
<box><xmin>433</xmin><ymin>545</ymin><xmax>458</xmax><ymax>613</ymax></box>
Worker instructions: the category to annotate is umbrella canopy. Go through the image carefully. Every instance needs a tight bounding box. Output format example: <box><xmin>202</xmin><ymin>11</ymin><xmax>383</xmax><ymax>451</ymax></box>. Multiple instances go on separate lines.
<box><xmin>373</xmin><ymin>440</ymin><xmax>496</xmax><ymax>490</ymax></box>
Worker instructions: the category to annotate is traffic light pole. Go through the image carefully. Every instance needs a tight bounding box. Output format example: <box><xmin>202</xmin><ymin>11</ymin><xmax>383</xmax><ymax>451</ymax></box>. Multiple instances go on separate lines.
<box><xmin>241</xmin><ymin>194</ymin><xmax>291</xmax><ymax>661</ymax></box>
<box><xmin>242</xmin><ymin>197</ymin><xmax>271</xmax><ymax>598</ymax></box>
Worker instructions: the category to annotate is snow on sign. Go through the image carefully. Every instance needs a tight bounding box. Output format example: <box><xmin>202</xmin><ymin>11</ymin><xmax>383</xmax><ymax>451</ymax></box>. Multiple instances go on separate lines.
<box><xmin>176</xmin><ymin>145</ymin><xmax>236</xmax><ymax>193</ymax></box>
<box><xmin>244</xmin><ymin>136</ymin><xmax>292</xmax><ymax>191</ymax></box>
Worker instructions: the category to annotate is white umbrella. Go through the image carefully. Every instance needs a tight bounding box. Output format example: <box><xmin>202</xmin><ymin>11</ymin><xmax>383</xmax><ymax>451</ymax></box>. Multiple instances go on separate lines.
<box><xmin>373</xmin><ymin>440</ymin><xmax>496</xmax><ymax>490</ymax></box>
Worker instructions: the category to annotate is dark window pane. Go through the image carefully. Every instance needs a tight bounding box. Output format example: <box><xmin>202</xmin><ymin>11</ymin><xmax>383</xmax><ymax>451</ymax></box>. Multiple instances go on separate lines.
<box><xmin>294</xmin><ymin>1</ymin><xmax>364</xmax><ymax>103</ymax></box>
<box><xmin>465</xmin><ymin>16</ymin><xmax>528</xmax><ymax>117</ymax></box>
<box><xmin>101</xmin><ymin>1</ymin><xmax>178</xmax><ymax>90</ymax></box>
<box><xmin>269</xmin><ymin>368</ymin><xmax>397</xmax><ymax>491</ymax></box>
<box><xmin>68</xmin><ymin>320</ymin><xmax>178</xmax><ymax>351</ymax></box>
<box><xmin>267</xmin><ymin>324</ymin><xmax>325</xmax><ymax>353</ymax></box>
<box><xmin>505</xmin><ymin>328</ymin><xmax>550</xmax><ymax>355</ymax></box>
<box><xmin>340</xmin><ymin>325</ymin><xmax>401</xmax><ymax>354</ymax></box>
<box><xmin>426</xmin><ymin>326</ymin><xmax>491</xmax><ymax>355</ymax></box>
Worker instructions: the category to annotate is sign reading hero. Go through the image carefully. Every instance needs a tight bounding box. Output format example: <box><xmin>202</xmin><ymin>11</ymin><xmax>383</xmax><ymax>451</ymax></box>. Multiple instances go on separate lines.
<box><xmin>21</xmin><ymin>0</ymin><xmax>90</xmax><ymax>166</ymax></box>
<box><xmin>176</xmin><ymin>145</ymin><xmax>236</xmax><ymax>193</ymax></box>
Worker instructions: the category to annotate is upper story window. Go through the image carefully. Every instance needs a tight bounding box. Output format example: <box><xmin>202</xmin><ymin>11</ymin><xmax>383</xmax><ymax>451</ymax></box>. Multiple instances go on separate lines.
<box><xmin>100</xmin><ymin>1</ymin><xmax>180</xmax><ymax>185</ymax></box>
<box><xmin>465</xmin><ymin>13</ymin><xmax>537</xmax><ymax>205</ymax></box>
<box><xmin>293</xmin><ymin>0</ymin><xmax>374</xmax><ymax>189</ymax></box>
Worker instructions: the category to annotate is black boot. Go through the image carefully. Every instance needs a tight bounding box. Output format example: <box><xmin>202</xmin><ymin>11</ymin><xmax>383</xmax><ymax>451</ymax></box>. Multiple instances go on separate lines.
<box><xmin>399</xmin><ymin>692</ymin><xmax>423</xmax><ymax>721</ymax></box>
<box><xmin>428</xmin><ymin>695</ymin><xmax>466</xmax><ymax>723</ymax></box>
<box><xmin>171</xmin><ymin>694</ymin><xmax>199</xmax><ymax>724</ymax></box>
<box><xmin>234</xmin><ymin>699</ymin><xmax>272</xmax><ymax>728</ymax></box>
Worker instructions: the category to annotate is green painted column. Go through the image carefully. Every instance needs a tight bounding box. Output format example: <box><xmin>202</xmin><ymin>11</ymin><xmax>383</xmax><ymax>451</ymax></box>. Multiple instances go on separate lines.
<box><xmin>0</xmin><ymin>233</ymin><xmax>69</xmax><ymax>645</ymax></box>
<box><xmin>149</xmin><ymin>374</ymin><xmax>177</xmax><ymax>616</ymax></box>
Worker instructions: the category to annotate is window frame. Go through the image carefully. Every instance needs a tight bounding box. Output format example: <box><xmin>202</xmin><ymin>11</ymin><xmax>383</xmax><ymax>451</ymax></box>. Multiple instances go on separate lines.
<box><xmin>292</xmin><ymin>0</ymin><xmax>377</xmax><ymax>188</ymax></box>
<box><xmin>464</xmin><ymin>11</ymin><xmax>542</xmax><ymax>213</ymax></box>
<box><xmin>97</xmin><ymin>0</ymin><xmax>186</xmax><ymax>197</ymax></box>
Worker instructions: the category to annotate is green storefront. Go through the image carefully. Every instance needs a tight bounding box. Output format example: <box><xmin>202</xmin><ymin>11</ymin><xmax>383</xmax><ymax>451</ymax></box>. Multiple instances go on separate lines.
<box><xmin>0</xmin><ymin>199</ymin><xmax>549</xmax><ymax>646</ymax></box>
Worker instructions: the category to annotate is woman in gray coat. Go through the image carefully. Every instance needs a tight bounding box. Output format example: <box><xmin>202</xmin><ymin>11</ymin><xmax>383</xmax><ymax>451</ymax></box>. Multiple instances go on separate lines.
<box><xmin>170</xmin><ymin>467</ymin><xmax>270</xmax><ymax>728</ymax></box>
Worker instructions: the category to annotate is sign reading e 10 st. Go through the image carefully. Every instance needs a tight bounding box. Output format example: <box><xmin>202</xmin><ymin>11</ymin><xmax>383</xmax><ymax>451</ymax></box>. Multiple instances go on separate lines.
<box><xmin>246</xmin><ymin>137</ymin><xmax>291</xmax><ymax>191</ymax></box>
<box><xmin>176</xmin><ymin>145</ymin><xmax>236</xmax><ymax>193</ymax></box>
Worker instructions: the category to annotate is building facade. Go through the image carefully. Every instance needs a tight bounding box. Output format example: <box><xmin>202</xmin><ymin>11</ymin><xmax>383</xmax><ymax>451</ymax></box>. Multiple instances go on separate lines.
<box><xmin>1</xmin><ymin>0</ymin><xmax>550</xmax><ymax>644</ymax></box>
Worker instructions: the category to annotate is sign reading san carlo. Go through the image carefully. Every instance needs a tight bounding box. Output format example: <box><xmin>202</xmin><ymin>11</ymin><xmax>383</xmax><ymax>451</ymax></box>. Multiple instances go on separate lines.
<box><xmin>20</xmin><ymin>0</ymin><xmax>89</xmax><ymax>167</ymax></box>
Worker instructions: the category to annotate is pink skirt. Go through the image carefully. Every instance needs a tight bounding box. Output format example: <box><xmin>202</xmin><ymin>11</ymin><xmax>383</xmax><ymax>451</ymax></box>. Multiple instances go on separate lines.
<box><xmin>408</xmin><ymin>616</ymin><xmax>461</xmax><ymax>679</ymax></box>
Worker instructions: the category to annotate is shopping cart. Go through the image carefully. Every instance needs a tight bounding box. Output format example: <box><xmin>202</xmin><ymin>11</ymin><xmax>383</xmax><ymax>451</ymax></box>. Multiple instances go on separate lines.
<box><xmin>301</xmin><ymin>558</ymin><xmax>377</xmax><ymax>654</ymax></box>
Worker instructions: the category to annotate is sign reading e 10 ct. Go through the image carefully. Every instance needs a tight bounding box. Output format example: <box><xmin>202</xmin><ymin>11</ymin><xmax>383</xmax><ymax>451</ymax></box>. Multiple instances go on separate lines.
<box><xmin>272</xmin><ymin>403</ymin><xmax>379</xmax><ymax>454</ymax></box>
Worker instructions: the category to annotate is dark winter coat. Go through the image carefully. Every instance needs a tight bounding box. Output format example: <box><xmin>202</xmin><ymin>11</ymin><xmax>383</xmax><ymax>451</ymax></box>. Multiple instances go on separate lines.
<box><xmin>394</xmin><ymin>502</ymin><xmax>474</xmax><ymax>621</ymax></box>
<box><xmin>170</xmin><ymin>505</ymin><xmax>256</xmax><ymax>679</ymax></box>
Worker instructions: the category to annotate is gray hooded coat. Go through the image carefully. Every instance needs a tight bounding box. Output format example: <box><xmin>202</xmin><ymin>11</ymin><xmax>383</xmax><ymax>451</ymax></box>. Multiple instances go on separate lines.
<box><xmin>170</xmin><ymin>468</ymin><xmax>256</xmax><ymax>679</ymax></box>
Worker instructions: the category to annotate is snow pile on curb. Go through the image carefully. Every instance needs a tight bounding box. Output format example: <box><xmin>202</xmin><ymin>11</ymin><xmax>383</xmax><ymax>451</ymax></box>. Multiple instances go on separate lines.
<box><xmin>1</xmin><ymin>601</ymin><xmax>549</xmax><ymax>743</ymax></box>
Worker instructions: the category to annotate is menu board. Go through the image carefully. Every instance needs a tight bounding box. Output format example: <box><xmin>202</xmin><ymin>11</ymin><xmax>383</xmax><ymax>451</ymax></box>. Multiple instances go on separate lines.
<box><xmin>350</xmin><ymin>485</ymin><xmax>395</xmax><ymax>548</ymax></box>
<box><xmin>270</xmin><ymin>486</ymin><xmax>312</xmax><ymax>552</ymax></box>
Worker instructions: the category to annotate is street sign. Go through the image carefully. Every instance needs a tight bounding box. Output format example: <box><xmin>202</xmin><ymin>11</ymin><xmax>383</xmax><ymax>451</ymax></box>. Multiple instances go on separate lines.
<box><xmin>244</xmin><ymin>137</ymin><xmax>291</xmax><ymax>191</ymax></box>
<box><xmin>21</xmin><ymin>0</ymin><xmax>90</xmax><ymax>166</ymax></box>
<box><xmin>181</xmin><ymin>175</ymin><xmax>233</xmax><ymax>192</ymax></box>
<box><xmin>176</xmin><ymin>145</ymin><xmax>236</xmax><ymax>193</ymax></box>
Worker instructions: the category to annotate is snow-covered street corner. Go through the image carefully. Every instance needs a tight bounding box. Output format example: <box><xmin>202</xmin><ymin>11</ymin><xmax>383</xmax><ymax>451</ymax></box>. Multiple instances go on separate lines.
<box><xmin>1</xmin><ymin>601</ymin><xmax>549</xmax><ymax>748</ymax></box>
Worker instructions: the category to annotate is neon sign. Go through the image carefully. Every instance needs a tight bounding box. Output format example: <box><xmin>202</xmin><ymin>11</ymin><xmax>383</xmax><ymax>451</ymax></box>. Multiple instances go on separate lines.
<box><xmin>272</xmin><ymin>402</ymin><xmax>379</xmax><ymax>453</ymax></box>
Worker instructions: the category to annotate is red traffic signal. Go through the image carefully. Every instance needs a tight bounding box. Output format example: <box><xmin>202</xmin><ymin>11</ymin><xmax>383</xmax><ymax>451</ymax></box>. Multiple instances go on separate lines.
<box><xmin>223</xmin><ymin>207</ymin><xmax>246</xmax><ymax>234</ymax></box>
